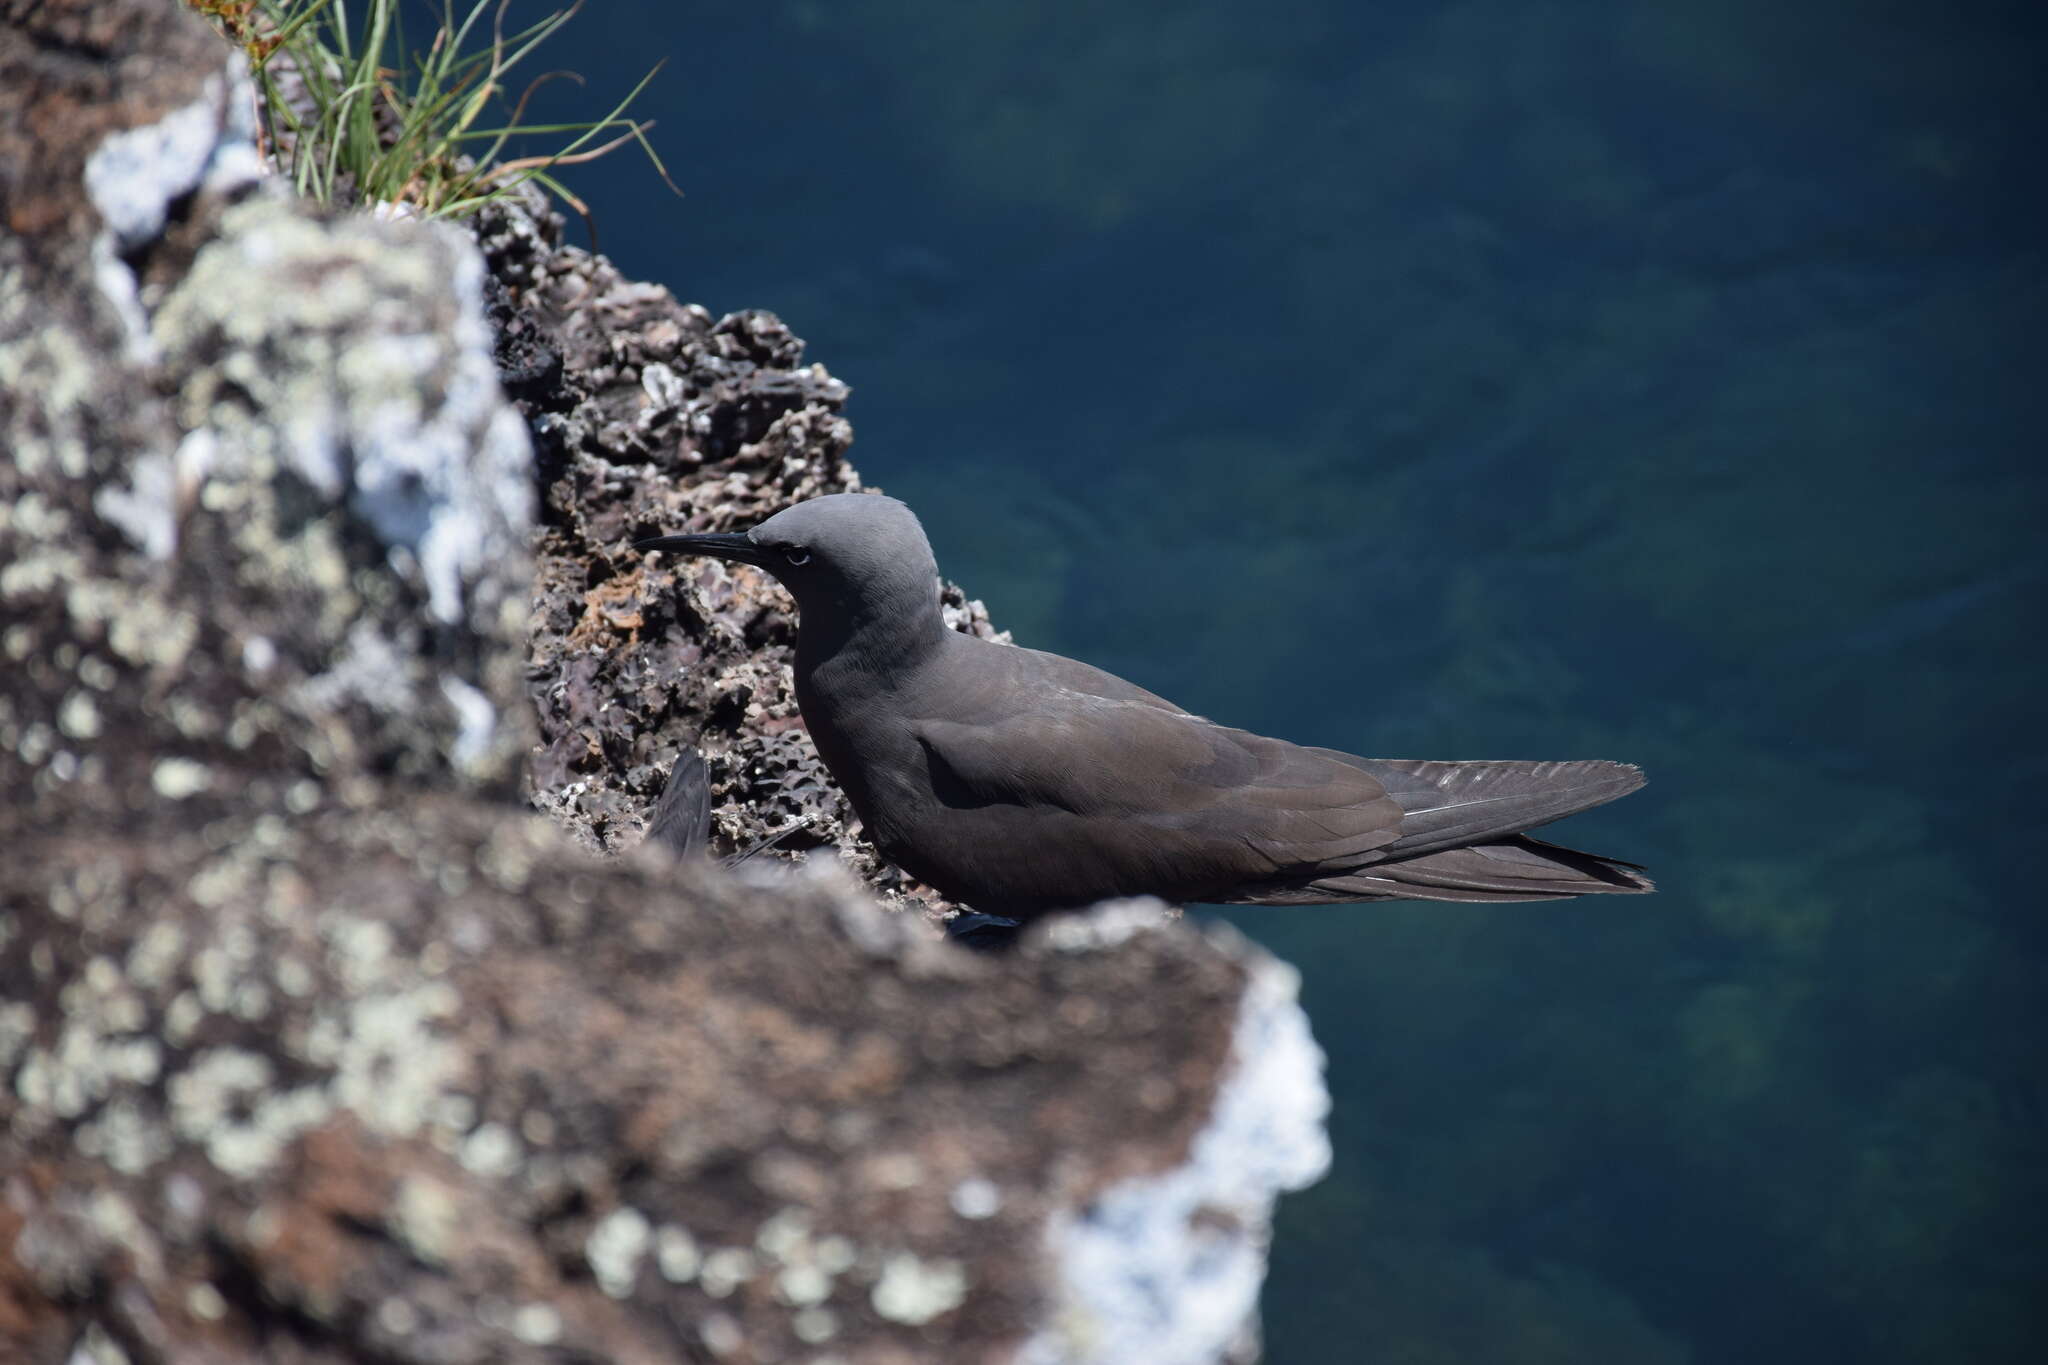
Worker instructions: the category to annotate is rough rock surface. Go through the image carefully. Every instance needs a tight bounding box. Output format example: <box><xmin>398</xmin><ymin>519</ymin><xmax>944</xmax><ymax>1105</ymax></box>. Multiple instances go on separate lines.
<box><xmin>479</xmin><ymin>188</ymin><xmax>1009</xmax><ymax>911</ymax></box>
<box><xmin>0</xmin><ymin>2</ymin><xmax>1330</xmax><ymax>1362</ymax></box>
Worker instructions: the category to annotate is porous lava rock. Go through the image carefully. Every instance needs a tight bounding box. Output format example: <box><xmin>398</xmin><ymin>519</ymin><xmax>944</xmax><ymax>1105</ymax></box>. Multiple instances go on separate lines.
<box><xmin>0</xmin><ymin>2</ymin><xmax>1330</xmax><ymax>1362</ymax></box>
<box><xmin>478</xmin><ymin>188</ymin><xmax>1009</xmax><ymax>906</ymax></box>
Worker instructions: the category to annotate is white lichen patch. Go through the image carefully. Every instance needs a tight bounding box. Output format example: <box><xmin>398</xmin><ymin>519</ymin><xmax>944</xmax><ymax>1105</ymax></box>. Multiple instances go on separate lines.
<box><xmin>1039</xmin><ymin>897</ymin><xmax>1180</xmax><ymax>952</ymax></box>
<box><xmin>185</xmin><ymin>855</ymin><xmax>256</xmax><ymax>912</ymax></box>
<box><xmin>64</xmin><ymin>1322</ymin><xmax>129</xmax><ymax>1365</ymax></box>
<box><xmin>163</xmin><ymin>696</ymin><xmax>218</xmax><ymax>740</ymax></box>
<box><xmin>185</xmin><ymin>1282</ymin><xmax>228</xmax><ymax>1323</ymax></box>
<box><xmin>429</xmin><ymin>1092</ymin><xmax>476</xmax><ymax>1140</ymax></box>
<box><xmin>814</xmin><ymin>1235</ymin><xmax>858</xmax><ymax>1275</ymax></box>
<box><xmin>87</xmin><ymin>1190</ymin><xmax>147</xmax><ymax>1259</ymax></box>
<box><xmin>27</xmin><ymin>1031</ymin><xmax>161</xmax><ymax>1122</ymax></box>
<box><xmin>776</xmin><ymin>1263</ymin><xmax>833</xmax><ymax>1308</ymax></box>
<box><xmin>323</xmin><ymin>914</ymin><xmax>395</xmax><ymax>994</ymax></box>
<box><xmin>312</xmin><ymin>976</ymin><xmax>466</xmax><ymax>1139</ymax></box>
<box><xmin>153</xmin><ymin>196</ymin><xmax>535</xmax><ymax>628</ymax></box>
<box><xmin>192</xmin><ymin>943</ymin><xmax>239</xmax><ymax>1012</ymax></box>
<box><xmin>17</xmin><ymin>957</ymin><xmax>162</xmax><ymax>1125</ymax></box>
<box><xmin>118</xmin><ymin>599</ymin><xmax>195</xmax><ymax>671</ymax></box>
<box><xmin>950</xmin><ymin>1177</ymin><xmax>1003</xmax><ymax>1220</ymax></box>
<box><xmin>375</xmin><ymin>1297</ymin><xmax>420</xmax><ymax>1337</ymax></box>
<box><xmin>0</xmin><ymin>1001</ymin><xmax>36</xmax><ymax>1069</ymax></box>
<box><xmin>1</xmin><ymin>545</ymin><xmax>85</xmax><ymax>600</ymax></box>
<box><xmin>287</xmin><ymin>622</ymin><xmax>414</xmax><ymax>736</ymax></box>
<box><xmin>655</xmin><ymin>1224</ymin><xmax>702</xmax><ymax>1283</ymax></box>
<box><xmin>440</xmin><ymin>675</ymin><xmax>498</xmax><ymax>774</ymax></box>
<box><xmin>56</xmin><ymin>690</ymin><xmax>102</xmax><ymax>740</ymax></box>
<box><xmin>13</xmin><ymin>1048</ymin><xmax>56</xmax><ymax>1114</ymax></box>
<box><xmin>125</xmin><ymin>922</ymin><xmax>188</xmax><ymax>991</ymax></box>
<box><xmin>75</xmin><ymin>1099</ymin><xmax>173</xmax><ymax>1175</ymax></box>
<box><xmin>168</xmin><ymin>1047</ymin><xmax>331</xmax><ymax>1178</ymax></box>
<box><xmin>1018</xmin><ymin>944</ymin><xmax>1331</xmax><ymax>1365</ymax></box>
<box><xmin>272</xmin><ymin>954</ymin><xmax>315</xmax><ymax>999</ymax></box>
<box><xmin>243</xmin><ymin>1204</ymin><xmax>283</xmax><ymax>1251</ymax></box>
<box><xmin>0</xmin><ymin>492</ymin><xmax>69</xmax><ymax>540</ymax></box>
<box><xmin>93</xmin><ymin>447</ymin><xmax>179</xmax><ymax>560</ymax></box>
<box><xmin>510</xmin><ymin>1302</ymin><xmax>561</xmax><ymax>1346</ymax></box>
<box><xmin>150</xmin><ymin>757</ymin><xmax>214</xmax><ymax>800</ymax></box>
<box><xmin>391</xmin><ymin>1174</ymin><xmax>462</xmax><ymax>1267</ymax></box>
<box><xmin>17</xmin><ymin>721</ymin><xmax>54</xmax><ymax>767</ymax></box>
<box><xmin>479</xmin><ymin>828</ymin><xmax>537</xmax><ymax>891</ymax></box>
<box><xmin>206</xmin><ymin>1086</ymin><xmax>333</xmax><ymax>1179</ymax></box>
<box><xmin>59</xmin><ymin>956</ymin><xmax>146</xmax><ymax>1035</ymax></box>
<box><xmin>230</xmin><ymin>980</ymin><xmax>271</xmax><ymax>1021</ymax></box>
<box><xmin>86</xmin><ymin>67</ymin><xmax>262</xmax><ymax>253</ymax></box>
<box><xmin>870</xmin><ymin>1252</ymin><xmax>968</xmax><ymax>1326</ymax></box>
<box><xmin>0</xmin><ymin>501</ymin><xmax>54</xmax><ymax>583</ymax></box>
<box><xmin>45</xmin><ymin>881</ymin><xmax>79</xmax><ymax>924</ymax></box>
<box><xmin>459</xmin><ymin>1121</ymin><xmax>521</xmax><ymax>1178</ymax></box>
<box><xmin>290</xmin><ymin>914</ymin><xmax>469</xmax><ymax>1136</ymax></box>
<box><xmin>170</xmin><ymin>1049</ymin><xmax>272</xmax><ymax>1135</ymax></box>
<box><xmin>586</xmin><ymin>1206</ymin><xmax>651</xmax><ymax>1299</ymax></box>
<box><xmin>699</xmin><ymin>1247</ymin><xmax>757</xmax><ymax>1299</ymax></box>
<box><xmin>792</xmin><ymin>1307</ymin><xmax>839</xmax><ymax>1345</ymax></box>
<box><xmin>699</xmin><ymin>1312</ymin><xmax>743</xmax><ymax>1357</ymax></box>
<box><xmin>755</xmin><ymin>1207</ymin><xmax>813</xmax><ymax>1261</ymax></box>
<box><xmin>164</xmin><ymin>992</ymin><xmax>205</xmax><ymax>1045</ymax></box>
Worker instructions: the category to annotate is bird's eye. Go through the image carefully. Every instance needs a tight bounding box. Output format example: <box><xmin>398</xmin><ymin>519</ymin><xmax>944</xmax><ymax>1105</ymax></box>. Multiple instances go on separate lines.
<box><xmin>784</xmin><ymin>547</ymin><xmax>811</xmax><ymax>566</ymax></box>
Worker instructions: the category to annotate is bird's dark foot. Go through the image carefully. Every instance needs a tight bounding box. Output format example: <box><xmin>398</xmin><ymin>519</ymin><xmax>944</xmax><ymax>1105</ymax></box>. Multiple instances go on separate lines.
<box><xmin>943</xmin><ymin>912</ymin><xmax>1023</xmax><ymax>952</ymax></box>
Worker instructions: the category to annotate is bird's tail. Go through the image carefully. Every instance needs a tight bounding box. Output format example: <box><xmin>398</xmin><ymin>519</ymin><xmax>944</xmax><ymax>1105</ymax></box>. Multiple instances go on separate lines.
<box><xmin>644</xmin><ymin>748</ymin><xmax>713</xmax><ymax>859</ymax></box>
<box><xmin>1298</xmin><ymin>834</ymin><xmax>1654</xmax><ymax>903</ymax></box>
<box><xmin>1334</xmin><ymin>756</ymin><xmax>1645</xmax><ymax>861</ymax></box>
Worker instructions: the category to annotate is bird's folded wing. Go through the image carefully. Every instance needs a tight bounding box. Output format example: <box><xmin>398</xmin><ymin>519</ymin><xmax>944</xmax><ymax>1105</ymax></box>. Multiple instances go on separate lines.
<box><xmin>913</xmin><ymin>696</ymin><xmax>1405</xmax><ymax>879</ymax></box>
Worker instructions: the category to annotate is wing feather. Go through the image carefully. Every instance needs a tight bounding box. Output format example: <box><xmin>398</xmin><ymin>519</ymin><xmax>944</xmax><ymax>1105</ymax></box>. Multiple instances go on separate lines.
<box><xmin>913</xmin><ymin>695</ymin><xmax>1405</xmax><ymax>887</ymax></box>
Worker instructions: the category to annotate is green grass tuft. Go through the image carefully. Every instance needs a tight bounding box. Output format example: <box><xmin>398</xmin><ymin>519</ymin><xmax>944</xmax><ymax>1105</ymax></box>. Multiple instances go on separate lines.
<box><xmin>188</xmin><ymin>0</ymin><xmax>675</xmax><ymax>221</ymax></box>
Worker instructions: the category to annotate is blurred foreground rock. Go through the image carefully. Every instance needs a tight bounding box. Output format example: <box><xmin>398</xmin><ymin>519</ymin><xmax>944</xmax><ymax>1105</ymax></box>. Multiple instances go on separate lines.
<box><xmin>0</xmin><ymin>2</ymin><xmax>1329</xmax><ymax>1362</ymax></box>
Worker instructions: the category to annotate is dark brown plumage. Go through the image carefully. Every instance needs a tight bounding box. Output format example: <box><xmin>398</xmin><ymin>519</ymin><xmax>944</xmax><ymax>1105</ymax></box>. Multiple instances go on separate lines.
<box><xmin>639</xmin><ymin>494</ymin><xmax>1650</xmax><ymax>924</ymax></box>
<box><xmin>644</xmin><ymin>747</ymin><xmax>712</xmax><ymax>860</ymax></box>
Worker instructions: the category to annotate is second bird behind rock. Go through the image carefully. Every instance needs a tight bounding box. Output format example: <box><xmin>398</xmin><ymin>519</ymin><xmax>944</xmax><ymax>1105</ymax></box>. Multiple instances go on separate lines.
<box><xmin>637</xmin><ymin>493</ymin><xmax>1650</xmax><ymax>928</ymax></box>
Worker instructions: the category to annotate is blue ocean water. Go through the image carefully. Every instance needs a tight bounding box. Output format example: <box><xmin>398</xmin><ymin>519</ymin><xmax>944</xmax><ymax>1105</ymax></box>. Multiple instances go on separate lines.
<box><xmin>502</xmin><ymin>2</ymin><xmax>2045</xmax><ymax>1358</ymax></box>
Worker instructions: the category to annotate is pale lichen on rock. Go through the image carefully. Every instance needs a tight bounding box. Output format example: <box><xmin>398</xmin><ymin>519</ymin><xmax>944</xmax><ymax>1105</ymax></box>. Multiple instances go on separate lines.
<box><xmin>1022</xmin><ymin>940</ymin><xmax>1333</xmax><ymax>1365</ymax></box>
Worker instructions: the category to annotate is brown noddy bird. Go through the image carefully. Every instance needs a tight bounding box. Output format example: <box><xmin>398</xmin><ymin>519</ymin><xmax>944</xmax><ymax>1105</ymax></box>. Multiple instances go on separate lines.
<box><xmin>638</xmin><ymin>493</ymin><xmax>1650</xmax><ymax>924</ymax></box>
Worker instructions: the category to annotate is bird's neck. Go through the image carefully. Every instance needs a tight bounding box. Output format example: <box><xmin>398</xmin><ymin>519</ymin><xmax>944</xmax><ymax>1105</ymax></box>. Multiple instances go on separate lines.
<box><xmin>793</xmin><ymin>592</ymin><xmax>947</xmax><ymax>706</ymax></box>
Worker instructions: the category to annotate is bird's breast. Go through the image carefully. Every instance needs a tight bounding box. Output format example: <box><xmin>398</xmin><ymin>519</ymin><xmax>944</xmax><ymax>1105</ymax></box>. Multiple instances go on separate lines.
<box><xmin>794</xmin><ymin>684</ymin><xmax>923</xmax><ymax>829</ymax></box>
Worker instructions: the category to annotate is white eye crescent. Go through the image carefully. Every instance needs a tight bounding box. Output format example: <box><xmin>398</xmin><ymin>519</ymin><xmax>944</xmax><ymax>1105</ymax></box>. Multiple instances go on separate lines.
<box><xmin>784</xmin><ymin>547</ymin><xmax>811</xmax><ymax>566</ymax></box>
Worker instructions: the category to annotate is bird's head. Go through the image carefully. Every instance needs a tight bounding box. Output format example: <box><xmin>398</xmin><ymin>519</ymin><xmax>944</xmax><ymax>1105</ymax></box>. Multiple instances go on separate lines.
<box><xmin>636</xmin><ymin>493</ymin><xmax>940</xmax><ymax>626</ymax></box>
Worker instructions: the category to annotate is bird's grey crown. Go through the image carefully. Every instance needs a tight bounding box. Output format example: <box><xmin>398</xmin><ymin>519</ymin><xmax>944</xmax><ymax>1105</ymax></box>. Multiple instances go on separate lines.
<box><xmin>750</xmin><ymin>493</ymin><xmax>925</xmax><ymax>554</ymax></box>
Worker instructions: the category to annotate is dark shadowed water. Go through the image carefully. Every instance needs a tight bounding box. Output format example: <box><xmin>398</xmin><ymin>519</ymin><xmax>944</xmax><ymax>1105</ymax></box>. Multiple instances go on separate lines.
<box><xmin>499</xmin><ymin>1</ymin><xmax>2045</xmax><ymax>1358</ymax></box>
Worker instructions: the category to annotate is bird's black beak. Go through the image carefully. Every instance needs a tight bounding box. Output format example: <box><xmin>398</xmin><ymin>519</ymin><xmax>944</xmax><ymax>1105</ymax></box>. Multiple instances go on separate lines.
<box><xmin>635</xmin><ymin>532</ymin><xmax>764</xmax><ymax>566</ymax></box>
